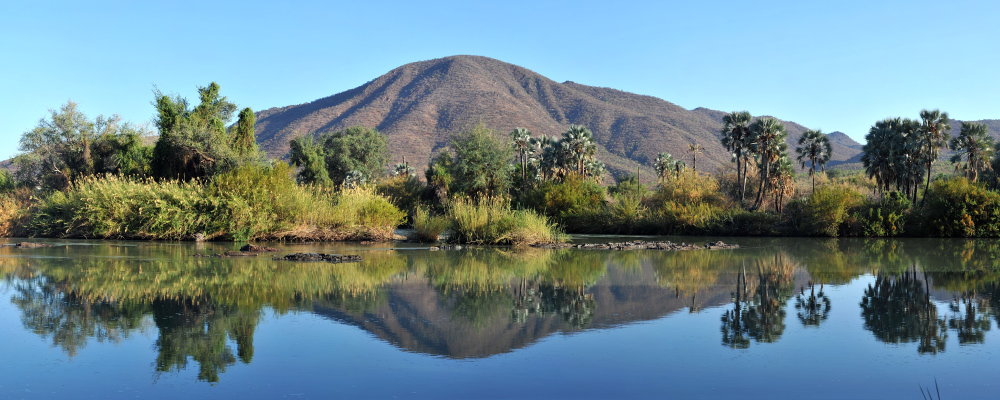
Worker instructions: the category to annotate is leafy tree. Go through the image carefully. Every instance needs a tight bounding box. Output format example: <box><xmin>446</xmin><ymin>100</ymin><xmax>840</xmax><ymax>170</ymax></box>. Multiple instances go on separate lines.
<box><xmin>917</xmin><ymin>109</ymin><xmax>951</xmax><ymax>202</ymax></box>
<box><xmin>150</xmin><ymin>82</ymin><xmax>247</xmax><ymax>180</ymax></box>
<box><xmin>449</xmin><ymin>123</ymin><xmax>514</xmax><ymax>198</ymax></box>
<box><xmin>748</xmin><ymin>117</ymin><xmax>788</xmax><ymax>210</ymax></box>
<box><xmin>317</xmin><ymin>126</ymin><xmax>390</xmax><ymax>186</ymax></box>
<box><xmin>795</xmin><ymin>129</ymin><xmax>832</xmax><ymax>192</ymax></box>
<box><xmin>231</xmin><ymin>107</ymin><xmax>258</xmax><ymax>157</ymax></box>
<box><xmin>14</xmin><ymin>101</ymin><xmax>153</xmax><ymax>190</ymax></box>
<box><xmin>721</xmin><ymin>111</ymin><xmax>754</xmax><ymax>203</ymax></box>
<box><xmin>288</xmin><ymin>135</ymin><xmax>331</xmax><ymax>185</ymax></box>
<box><xmin>533</xmin><ymin>126</ymin><xmax>605</xmax><ymax>182</ymax></box>
<box><xmin>950</xmin><ymin>122</ymin><xmax>994</xmax><ymax>182</ymax></box>
<box><xmin>560</xmin><ymin>125</ymin><xmax>598</xmax><ymax>176</ymax></box>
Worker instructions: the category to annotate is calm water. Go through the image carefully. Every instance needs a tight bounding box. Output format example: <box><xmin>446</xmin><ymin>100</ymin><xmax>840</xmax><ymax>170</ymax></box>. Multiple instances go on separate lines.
<box><xmin>1</xmin><ymin>237</ymin><xmax>999</xmax><ymax>399</ymax></box>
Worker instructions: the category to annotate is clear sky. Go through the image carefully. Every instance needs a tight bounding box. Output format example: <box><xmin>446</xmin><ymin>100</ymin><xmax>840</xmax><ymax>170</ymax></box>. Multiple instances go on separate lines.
<box><xmin>2</xmin><ymin>0</ymin><xmax>998</xmax><ymax>160</ymax></box>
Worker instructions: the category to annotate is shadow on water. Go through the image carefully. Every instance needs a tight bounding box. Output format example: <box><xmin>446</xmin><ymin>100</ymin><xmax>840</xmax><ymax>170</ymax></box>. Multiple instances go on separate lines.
<box><xmin>3</xmin><ymin>237</ymin><xmax>1000</xmax><ymax>382</ymax></box>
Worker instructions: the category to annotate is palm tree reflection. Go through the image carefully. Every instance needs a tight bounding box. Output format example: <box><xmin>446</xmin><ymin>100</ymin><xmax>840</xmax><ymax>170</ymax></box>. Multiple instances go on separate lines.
<box><xmin>721</xmin><ymin>254</ymin><xmax>794</xmax><ymax>348</ymax></box>
<box><xmin>860</xmin><ymin>267</ymin><xmax>947</xmax><ymax>354</ymax></box>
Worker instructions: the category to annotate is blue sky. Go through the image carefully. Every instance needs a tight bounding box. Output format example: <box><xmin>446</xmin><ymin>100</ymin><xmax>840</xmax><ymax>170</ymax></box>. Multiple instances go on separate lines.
<box><xmin>2</xmin><ymin>0</ymin><xmax>998</xmax><ymax>160</ymax></box>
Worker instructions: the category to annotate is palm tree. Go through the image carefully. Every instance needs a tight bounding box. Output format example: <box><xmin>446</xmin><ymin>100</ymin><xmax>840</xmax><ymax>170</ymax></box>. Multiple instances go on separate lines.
<box><xmin>917</xmin><ymin>110</ymin><xmax>951</xmax><ymax>203</ymax></box>
<box><xmin>687</xmin><ymin>143</ymin><xmax>704</xmax><ymax>173</ymax></box>
<box><xmin>721</xmin><ymin>111</ymin><xmax>753</xmax><ymax>203</ymax></box>
<box><xmin>770</xmin><ymin>155</ymin><xmax>795</xmax><ymax>213</ymax></box>
<box><xmin>950</xmin><ymin>122</ymin><xmax>994</xmax><ymax>182</ymax></box>
<box><xmin>861</xmin><ymin>117</ymin><xmax>923</xmax><ymax>200</ymax></box>
<box><xmin>510</xmin><ymin>128</ymin><xmax>534</xmax><ymax>185</ymax></box>
<box><xmin>560</xmin><ymin>125</ymin><xmax>597</xmax><ymax>175</ymax></box>
<box><xmin>795</xmin><ymin>129</ymin><xmax>832</xmax><ymax>193</ymax></box>
<box><xmin>749</xmin><ymin>117</ymin><xmax>788</xmax><ymax>210</ymax></box>
<box><xmin>654</xmin><ymin>152</ymin><xmax>676</xmax><ymax>182</ymax></box>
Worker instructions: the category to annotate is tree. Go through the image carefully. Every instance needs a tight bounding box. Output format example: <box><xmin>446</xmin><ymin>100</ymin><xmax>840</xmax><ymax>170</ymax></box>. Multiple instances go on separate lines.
<box><xmin>949</xmin><ymin>122</ymin><xmax>994</xmax><ymax>182</ymax></box>
<box><xmin>560</xmin><ymin>125</ymin><xmax>598</xmax><ymax>176</ymax></box>
<box><xmin>917</xmin><ymin>110</ymin><xmax>951</xmax><ymax>203</ymax></box>
<box><xmin>510</xmin><ymin>128</ymin><xmax>534</xmax><ymax>186</ymax></box>
<box><xmin>150</xmin><ymin>82</ymin><xmax>245</xmax><ymax>180</ymax></box>
<box><xmin>861</xmin><ymin>117</ymin><xmax>924</xmax><ymax>201</ymax></box>
<box><xmin>795</xmin><ymin>129</ymin><xmax>832</xmax><ymax>192</ymax></box>
<box><xmin>721</xmin><ymin>111</ymin><xmax>754</xmax><ymax>203</ymax></box>
<box><xmin>654</xmin><ymin>152</ymin><xmax>677</xmax><ymax>182</ymax></box>
<box><xmin>748</xmin><ymin>117</ymin><xmax>788</xmax><ymax>210</ymax></box>
<box><xmin>687</xmin><ymin>143</ymin><xmax>704</xmax><ymax>173</ymax></box>
<box><xmin>14</xmin><ymin>101</ymin><xmax>152</xmax><ymax>190</ymax></box>
<box><xmin>231</xmin><ymin>107</ymin><xmax>258</xmax><ymax>157</ymax></box>
<box><xmin>288</xmin><ymin>136</ymin><xmax>331</xmax><ymax>185</ymax></box>
<box><xmin>449</xmin><ymin>123</ymin><xmax>514</xmax><ymax>198</ymax></box>
<box><xmin>317</xmin><ymin>126</ymin><xmax>391</xmax><ymax>186</ymax></box>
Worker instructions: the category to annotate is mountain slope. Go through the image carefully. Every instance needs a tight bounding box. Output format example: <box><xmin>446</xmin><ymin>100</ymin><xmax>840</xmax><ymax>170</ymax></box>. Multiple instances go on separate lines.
<box><xmin>254</xmin><ymin>55</ymin><xmax>864</xmax><ymax>178</ymax></box>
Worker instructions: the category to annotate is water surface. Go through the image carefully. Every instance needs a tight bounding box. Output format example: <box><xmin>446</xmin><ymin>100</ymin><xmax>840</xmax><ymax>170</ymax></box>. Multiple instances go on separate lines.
<box><xmin>1</xmin><ymin>237</ymin><xmax>999</xmax><ymax>399</ymax></box>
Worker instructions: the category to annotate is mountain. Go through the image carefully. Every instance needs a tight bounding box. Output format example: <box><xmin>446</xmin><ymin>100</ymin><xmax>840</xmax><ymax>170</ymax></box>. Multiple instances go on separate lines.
<box><xmin>254</xmin><ymin>55</ymin><xmax>864</xmax><ymax>179</ymax></box>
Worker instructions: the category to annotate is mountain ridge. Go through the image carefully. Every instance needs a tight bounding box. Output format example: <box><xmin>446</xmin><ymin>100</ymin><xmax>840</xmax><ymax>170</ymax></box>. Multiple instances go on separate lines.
<box><xmin>252</xmin><ymin>55</ymin><xmax>866</xmax><ymax>178</ymax></box>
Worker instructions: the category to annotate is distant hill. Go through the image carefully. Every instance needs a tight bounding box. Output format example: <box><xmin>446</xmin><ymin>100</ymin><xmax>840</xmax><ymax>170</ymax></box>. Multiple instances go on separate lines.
<box><xmin>253</xmin><ymin>55</ymin><xmax>865</xmax><ymax>179</ymax></box>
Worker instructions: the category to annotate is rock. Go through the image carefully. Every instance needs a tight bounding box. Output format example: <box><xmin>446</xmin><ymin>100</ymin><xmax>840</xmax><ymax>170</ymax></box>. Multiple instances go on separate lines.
<box><xmin>531</xmin><ymin>240</ymin><xmax>738</xmax><ymax>251</ymax></box>
<box><xmin>428</xmin><ymin>247</ymin><xmax>440</xmax><ymax>251</ymax></box>
<box><xmin>195</xmin><ymin>251</ymin><xmax>261</xmax><ymax>258</ymax></box>
<box><xmin>438</xmin><ymin>244</ymin><xmax>462</xmax><ymax>250</ymax></box>
<box><xmin>193</xmin><ymin>233</ymin><xmax>206</xmax><ymax>242</ymax></box>
<box><xmin>273</xmin><ymin>253</ymin><xmax>363</xmax><ymax>263</ymax></box>
<box><xmin>240</xmin><ymin>244</ymin><xmax>280</xmax><ymax>252</ymax></box>
<box><xmin>9</xmin><ymin>242</ymin><xmax>52</xmax><ymax>248</ymax></box>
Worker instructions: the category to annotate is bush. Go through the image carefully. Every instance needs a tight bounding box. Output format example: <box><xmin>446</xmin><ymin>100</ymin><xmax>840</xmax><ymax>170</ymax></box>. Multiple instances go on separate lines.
<box><xmin>376</xmin><ymin>174</ymin><xmax>426</xmax><ymax>220</ymax></box>
<box><xmin>852</xmin><ymin>191</ymin><xmax>911</xmax><ymax>237</ymax></box>
<box><xmin>447</xmin><ymin>197</ymin><xmax>558</xmax><ymax>245</ymax></box>
<box><xmin>918</xmin><ymin>177</ymin><xmax>1000</xmax><ymax>237</ymax></box>
<box><xmin>412</xmin><ymin>206</ymin><xmax>449</xmax><ymax>242</ymax></box>
<box><xmin>784</xmin><ymin>184</ymin><xmax>864</xmax><ymax>236</ymax></box>
<box><xmin>519</xmin><ymin>174</ymin><xmax>606</xmax><ymax>232</ymax></box>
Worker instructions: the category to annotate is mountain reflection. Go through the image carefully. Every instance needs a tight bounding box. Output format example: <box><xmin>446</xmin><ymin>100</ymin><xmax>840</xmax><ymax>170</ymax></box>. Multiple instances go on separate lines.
<box><xmin>4</xmin><ymin>238</ymin><xmax>1000</xmax><ymax>382</ymax></box>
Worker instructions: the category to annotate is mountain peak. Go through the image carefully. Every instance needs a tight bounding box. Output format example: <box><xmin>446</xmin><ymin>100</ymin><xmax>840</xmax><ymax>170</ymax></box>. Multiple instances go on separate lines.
<box><xmin>254</xmin><ymin>57</ymin><xmax>864</xmax><ymax>177</ymax></box>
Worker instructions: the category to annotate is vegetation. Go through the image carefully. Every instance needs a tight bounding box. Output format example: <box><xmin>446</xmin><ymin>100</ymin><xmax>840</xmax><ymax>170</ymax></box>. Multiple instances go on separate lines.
<box><xmin>6</xmin><ymin>83</ymin><xmax>1000</xmax><ymax>242</ymax></box>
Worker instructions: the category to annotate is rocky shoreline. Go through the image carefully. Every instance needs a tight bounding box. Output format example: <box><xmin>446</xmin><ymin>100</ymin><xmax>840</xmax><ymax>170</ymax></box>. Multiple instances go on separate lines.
<box><xmin>532</xmin><ymin>240</ymin><xmax>738</xmax><ymax>251</ymax></box>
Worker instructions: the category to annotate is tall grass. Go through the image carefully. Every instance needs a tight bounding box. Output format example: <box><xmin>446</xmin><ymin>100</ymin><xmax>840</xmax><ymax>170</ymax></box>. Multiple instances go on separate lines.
<box><xmin>27</xmin><ymin>163</ymin><xmax>406</xmax><ymax>241</ymax></box>
<box><xmin>447</xmin><ymin>197</ymin><xmax>559</xmax><ymax>245</ymax></box>
<box><xmin>412</xmin><ymin>206</ymin><xmax>449</xmax><ymax>242</ymax></box>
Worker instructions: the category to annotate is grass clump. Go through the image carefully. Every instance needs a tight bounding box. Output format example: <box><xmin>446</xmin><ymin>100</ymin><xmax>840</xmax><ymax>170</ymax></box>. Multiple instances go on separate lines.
<box><xmin>412</xmin><ymin>206</ymin><xmax>449</xmax><ymax>242</ymax></box>
<box><xmin>784</xmin><ymin>184</ymin><xmax>864</xmax><ymax>236</ymax></box>
<box><xmin>447</xmin><ymin>197</ymin><xmax>559</xmax><ymax>246</ymax></box>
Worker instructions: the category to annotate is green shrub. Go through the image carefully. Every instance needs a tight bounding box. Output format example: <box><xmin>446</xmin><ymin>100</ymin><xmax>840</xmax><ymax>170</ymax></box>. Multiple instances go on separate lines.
<box><xmin>784</xmin><ymin>184</ymin><xmax>864</xmax><ymax>236</ymax></box>
<box><xmin>412</xmin><ymin>206</ymin><xmax>449</xmax><ymax>242</ymax></box>
<box><xmin>918</xmin><ymin>177</ymin><xmax>1000</xmax><ymax>237</ymax></box>
<box><xmin>376</xmin><ymin>174</ymin><xmax>426</xmax><ymax>221</ymax></box>
<box><xmin>714</xmin><ymin>210</ymin><xmax>780</xmax><ymax>236</ymax></box>
<box><xmin>519</xmin><ymin>174</ymin><xmax>605</xmax><ymax>232</ymax></box>
<box><xmin>852</xmin><ymin>191</ymin><xmax>911</xmax><ymax>237</ymax></box>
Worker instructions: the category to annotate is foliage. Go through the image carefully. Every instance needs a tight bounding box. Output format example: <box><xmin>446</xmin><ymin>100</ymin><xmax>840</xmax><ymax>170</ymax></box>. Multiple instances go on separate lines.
<box><xmin>231</xmin><ymin>107</ymin><xmax>258</xmax><ymax>157</ymax></box>
<box><xmin>288</xmin><ymin>135</ymin><xmax>332</xmax><ymax>185</ymax></box>
<box><xmin>412</xmin><ymin>206</ymin><xmax>449</xmax><ymax>242</ymax></box>
<box><xmin>376</xmin><ymin>174</ymin><xmax>426</xmax><ymax>217</ymax></box>
<box><xmin>795</xmin><ymin>129</ymin><xmax>832</xmax><ymax>192</ymax></box>
<box><xmin>449</xmin><ymin>123</ymin><xmax>514</xmax><ymax>198</ymax></box>
<box><xmin>27</xmin><ymin>165</ymin><xmax>405</xmax><ymax>241</ymax></box>
<box><xmin>446</xmin><ymin>197</ymin><xmax>558</xmax><ymax>245</ymax></box>
<box><xmin>784</xmin><ymin>184</ymin><xmax>864</xmax><ymax>236</ymax></box>
<box><xmin>854</xmin><ymin>191</ymin><xmax>912</xmax><ymax>237</ymax></box>
<box><xmin>949</xmin><ymin>122</ymin><xmax>994</xmax><ymax>183</ymax></box>
<box><xmin>918</xmin><ymin>177</ymin><xmax>1000</xmax><ymax>237</ymax></box>
<box><xmin>14</xmin><ymin>101</ymin><xmax>153</xmax><ymax>190</ymax></box>
<box><xmin>519</xmin><ymin>174</ymin><xmax>606</xmax><ymax>232</ymax></box>
<box><xmin>316</xmin><ymin>126</ymin><xmax>391</xmax><ymax>186</ymax></box>
<box><xmin>748</xmin><ymin>117</ymin><xmax>788</xmax><ymax>209</ymax></box>
<box><xmin>150</xmin><ymin>82</ymin><xmax>261</xmax><ymax>180</ymax></box>
<box><xmin>720</xmin><ymin>110</ymin><xmax>754</xmax><ymax>203</ymax></box>
<box><xmin>861</xmin><ymin>117</ymin><xmax>924</xmax><ymax>202</ymax></box>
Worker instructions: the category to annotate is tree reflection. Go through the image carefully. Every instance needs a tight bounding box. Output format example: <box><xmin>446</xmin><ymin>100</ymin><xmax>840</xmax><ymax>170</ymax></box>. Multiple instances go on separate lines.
<box><xmin>794</xmin><ymin>282</ymin><xmax>831</xmax><ymax>327</ymax></box>
<box><xmin>721</xmin><ymin>254</ymin><xmax>794</xmax><ymax>348</ymax></box>
<box><xmin>9</xmin><ymin>275</ymin><xmax>148</xmax><ymax>357</ymax></box>
<box><xmin>860</xmin><ymin>267</ymin><xmax>946</xmax><ymax>354</ymax></box>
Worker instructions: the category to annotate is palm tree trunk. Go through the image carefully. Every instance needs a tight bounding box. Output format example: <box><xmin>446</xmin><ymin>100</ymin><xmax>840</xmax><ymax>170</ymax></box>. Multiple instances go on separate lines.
<box><xmin>754</xmin><ymin>161</ymin><xmax>769</xmax><ymax>210</ymax></box>
<box><xmin>921</xmin><ymin>162</ymin><xmax>932</xmax><ymax>206</ymax></box>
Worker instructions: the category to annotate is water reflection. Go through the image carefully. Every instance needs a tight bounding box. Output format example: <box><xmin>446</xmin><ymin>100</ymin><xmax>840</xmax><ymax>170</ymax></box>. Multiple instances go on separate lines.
<box><xmin>860</xmin><ymin>268</ymin><xmax>947</xmax><ymax>354</ymax></box>
<box><xmin>3</xmin><ymin>238</ymin><xmax>1000</xmax><ymax>383</ymax></box>
<box><xmin>721</xmin><ymin>254</ymin><xmax>795</xmax><ymax>348</ymax></box>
